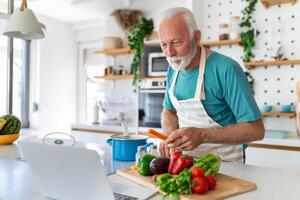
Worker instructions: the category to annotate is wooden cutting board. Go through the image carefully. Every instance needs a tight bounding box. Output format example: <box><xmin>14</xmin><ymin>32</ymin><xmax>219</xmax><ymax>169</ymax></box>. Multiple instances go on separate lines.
<box><xmin>117</xmin><ymin>168</ymin><xmax>257</xmax><ymax>200</ymax></box>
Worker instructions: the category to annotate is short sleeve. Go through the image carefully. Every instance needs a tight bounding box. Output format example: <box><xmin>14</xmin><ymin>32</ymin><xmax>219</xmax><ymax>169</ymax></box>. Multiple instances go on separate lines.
<box><xmin>223</xmin><ymin>62</ymin><xmax>261</xmax><ymax>123</ymax></box>
<box><xmin>163</xmin><ymin>67</ymin><xmax>175</xmax><ymax>110</ymax></box>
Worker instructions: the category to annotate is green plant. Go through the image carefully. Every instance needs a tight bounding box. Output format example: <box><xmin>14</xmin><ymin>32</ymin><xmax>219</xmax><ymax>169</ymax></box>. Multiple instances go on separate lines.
<box><xmin>128</xmin><ymin>16</ymin><xmax>154</xmax><ymax>91</ymax></box>
<box><xmin>244</xmin><ymin>71</ymin><xmax>254</xmax><ymax>94</ymax></box>
<box><xmin>239</xmin><ymin>0</ymin><xmax>259</xmax><ymax>62</ymax></box>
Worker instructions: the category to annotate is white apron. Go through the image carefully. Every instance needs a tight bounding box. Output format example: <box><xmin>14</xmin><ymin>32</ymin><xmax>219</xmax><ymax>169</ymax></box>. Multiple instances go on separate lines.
<box><xmin>169</xmin><ymin>46</ymin><xmax>244</xmax><ymax>162</ymax></box>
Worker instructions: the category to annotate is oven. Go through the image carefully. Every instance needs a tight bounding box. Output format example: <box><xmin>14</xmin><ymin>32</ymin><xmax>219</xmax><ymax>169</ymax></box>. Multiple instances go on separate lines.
<box><xmin>138</xmin><ymin>79</ymin><xmax>166</xmax><ymax>128</ymax></box>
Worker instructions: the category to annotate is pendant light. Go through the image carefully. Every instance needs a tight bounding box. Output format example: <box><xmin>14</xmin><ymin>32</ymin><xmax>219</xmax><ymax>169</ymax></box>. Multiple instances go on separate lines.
<box><xmin>3</xmin><ymin>0</ymin><xmax>44</xmax><ymax>40</ymax></box>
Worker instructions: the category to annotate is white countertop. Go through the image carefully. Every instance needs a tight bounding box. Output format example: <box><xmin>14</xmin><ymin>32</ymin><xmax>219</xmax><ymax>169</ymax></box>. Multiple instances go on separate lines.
<box><xmin>1</xmin><ymin>132</ymin><xmax>300</xmax><ymax>200</ymax></box>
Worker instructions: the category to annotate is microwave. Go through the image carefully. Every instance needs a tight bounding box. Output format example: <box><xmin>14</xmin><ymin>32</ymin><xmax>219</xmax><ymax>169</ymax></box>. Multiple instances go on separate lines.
<box><xmin>148</xmin><ymin>52</ymin><xmax>169</xmax><ymax>77</ymax></box>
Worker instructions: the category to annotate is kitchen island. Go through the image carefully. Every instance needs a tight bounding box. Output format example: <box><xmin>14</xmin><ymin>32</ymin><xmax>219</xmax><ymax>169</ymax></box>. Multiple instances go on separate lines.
<box><xmin>1</xmin><ymin>131</ymin><xmax>300</xmax><ymax>200</ymax></box>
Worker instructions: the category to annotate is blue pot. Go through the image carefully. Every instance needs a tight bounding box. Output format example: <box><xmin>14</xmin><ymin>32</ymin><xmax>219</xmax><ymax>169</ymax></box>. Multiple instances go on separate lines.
<box><xmin>106</xmin><ymin>134</ymin><xmax>152</xmax><ymax>161</ymax></box>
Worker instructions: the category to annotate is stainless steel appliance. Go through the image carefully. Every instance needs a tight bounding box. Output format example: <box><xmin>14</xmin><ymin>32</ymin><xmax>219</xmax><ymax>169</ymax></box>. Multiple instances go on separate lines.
<box><xmin>148</xmin><ymin>52</ymin><xmax>168</xmax><ymax>77</ymax></box>
<box><xmin>138</xmin><ymin>79</ymin><xmax>166</xmax><ymax>128</ymax></box>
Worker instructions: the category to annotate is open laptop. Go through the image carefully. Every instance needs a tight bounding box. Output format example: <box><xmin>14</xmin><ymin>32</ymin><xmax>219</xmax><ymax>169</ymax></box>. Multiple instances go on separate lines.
<box><xmin>18</xmin><ymin>141</ymin><xmax>157</xmax><ymax>200</ymax></box>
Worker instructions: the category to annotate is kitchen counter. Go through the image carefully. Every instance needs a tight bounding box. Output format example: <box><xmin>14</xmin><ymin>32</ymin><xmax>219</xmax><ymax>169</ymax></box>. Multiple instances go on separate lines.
<box><xmin>72</xmin><ymin>123</ymin><xmax>300</xmax><ymax>149</ymax></box>
<box><xmin>71</xmin><ymin>123</ymin><xmax>164</xmax><ymax>135</ymax></box>
<box><xmin>1</xmin><ymin>131</ymin><xmax>300</xmax><ymax>200</ymax></box>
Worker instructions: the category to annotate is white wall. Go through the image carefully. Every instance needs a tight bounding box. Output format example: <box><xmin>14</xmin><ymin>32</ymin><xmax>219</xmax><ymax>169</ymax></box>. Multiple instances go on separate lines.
<box><xmin>29</xmin><ymin>15</ymin><xmax>77</xmax><ymax>133</ymax></box>
<box><xmin>74</xmin><ymin>0</ymin><xmax>204</xmax><ymax>126</ymax></box>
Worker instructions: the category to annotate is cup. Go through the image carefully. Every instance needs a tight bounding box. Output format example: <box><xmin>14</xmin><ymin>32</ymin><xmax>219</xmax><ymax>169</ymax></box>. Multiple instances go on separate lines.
<box><xmin>263</xmin><ymin>105</ymin><xmax>273</xmax><ymax>112</ymax></box>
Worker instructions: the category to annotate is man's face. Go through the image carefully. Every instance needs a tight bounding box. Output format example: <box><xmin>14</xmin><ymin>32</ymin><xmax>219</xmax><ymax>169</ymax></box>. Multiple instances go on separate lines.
<box><xmin>158</xmin><ymin>14</ymin><xmax>195</xmax><ymax>69</ymax></box>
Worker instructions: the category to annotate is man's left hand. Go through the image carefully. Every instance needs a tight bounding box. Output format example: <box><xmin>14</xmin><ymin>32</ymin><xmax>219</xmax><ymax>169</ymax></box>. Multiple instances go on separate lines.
<box><xmin>165</xmin><ymin>127</ymin><xmax>204</xmax><ymax>151</ymax></box>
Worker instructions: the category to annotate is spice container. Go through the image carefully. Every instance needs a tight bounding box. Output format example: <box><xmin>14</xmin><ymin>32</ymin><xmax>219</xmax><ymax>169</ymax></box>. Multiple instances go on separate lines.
<box><xmin>219</xmin><ymin>23</ymin><xmax>229</xmax><ymax>40</ymax></box>
<box><xmin>135</xmin><ymin>146</ymin><xmax>146</xmax><ymax>165</ymax></box>
<box><xmin>229</xmin><ymin>16</ymin><xmax>240</xmax><ymax>39</ymax></box>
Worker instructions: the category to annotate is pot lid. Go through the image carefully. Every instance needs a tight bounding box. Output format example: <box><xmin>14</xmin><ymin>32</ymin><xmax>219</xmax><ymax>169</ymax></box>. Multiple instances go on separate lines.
<box><xmin>111</xmin><ymin>134</ymin><xmax>148</xmax><ymax>140</ymax></box>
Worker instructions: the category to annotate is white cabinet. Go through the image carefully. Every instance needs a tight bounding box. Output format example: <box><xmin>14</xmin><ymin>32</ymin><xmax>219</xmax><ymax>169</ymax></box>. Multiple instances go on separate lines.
<box><xmin>246</xmin><ymin>147</ymin><xmax>300</xmax><ymax>170</ymax></box>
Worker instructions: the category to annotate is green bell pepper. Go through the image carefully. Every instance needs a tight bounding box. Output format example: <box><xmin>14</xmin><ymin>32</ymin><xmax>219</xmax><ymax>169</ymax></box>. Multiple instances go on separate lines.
<box><xmin>138</xmin><ymin>154</ymin><xmax>156</xmax><ymax>176</ymax></box>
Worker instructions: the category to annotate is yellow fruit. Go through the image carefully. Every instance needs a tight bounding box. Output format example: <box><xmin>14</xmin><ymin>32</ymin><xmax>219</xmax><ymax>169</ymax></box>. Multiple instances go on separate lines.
<box><xmin>0</xmin><ymin>119</ymin><xmax>7</xmax><ymax>131</ymax></box>
<box><xmin>131</xmin><ymin>165</ymin><xmax>139</xmax><ymax>170</ymax></box>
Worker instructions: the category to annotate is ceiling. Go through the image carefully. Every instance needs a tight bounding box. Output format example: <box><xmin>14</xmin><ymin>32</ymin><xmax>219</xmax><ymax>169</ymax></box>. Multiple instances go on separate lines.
<box><xmin>0</xmin><ymin>0</ymin><xmax>158</xmax><ymax>24</ymax></box>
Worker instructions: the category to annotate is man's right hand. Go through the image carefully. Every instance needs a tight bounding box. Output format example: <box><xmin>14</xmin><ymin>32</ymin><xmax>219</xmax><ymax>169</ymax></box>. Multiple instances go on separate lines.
<box><xmin>159</xmin><ymin>141</ymin><xmax>171</xmax><ymax>158</ymax></box>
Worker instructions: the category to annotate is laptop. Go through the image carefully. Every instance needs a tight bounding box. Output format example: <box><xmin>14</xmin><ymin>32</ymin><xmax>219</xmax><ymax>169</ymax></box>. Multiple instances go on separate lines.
<box><xmin>18</xmin><ymin>141</ymin><xmax>157</xmax><ymax>200</ymax></box>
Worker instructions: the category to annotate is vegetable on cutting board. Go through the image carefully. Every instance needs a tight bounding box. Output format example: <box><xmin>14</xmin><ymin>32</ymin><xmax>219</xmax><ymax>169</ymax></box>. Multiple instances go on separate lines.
<box><xmin>168</xmin><ymin>150</ymin><xmax>194</xmax><ymax>174</ymax></box>
<box><xmin>147</xmin><ymin>128</ymin><xmax>168</xmax><ymax>140</ymax></box>
<box><xmin>149</xmin><ymin>157</ymin><xmax>170</xmax><ymax>174</ymax></box>
<box><xmin>137</xmin><ymin>154</ymin><xmax>156</xmax><ymax>176</ymax></box>
<box><xmin>154</xmin><ymin>153</ymin><xmax>221</xmax><ymax>199</ymax></box>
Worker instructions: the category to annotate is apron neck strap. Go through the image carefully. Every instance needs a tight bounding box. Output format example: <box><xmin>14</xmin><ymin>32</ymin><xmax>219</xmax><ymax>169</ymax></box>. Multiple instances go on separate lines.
<box><xmin>194</xmin><ymin>45</ymin><xmax>206</xmax><ymax>100</ymax></box>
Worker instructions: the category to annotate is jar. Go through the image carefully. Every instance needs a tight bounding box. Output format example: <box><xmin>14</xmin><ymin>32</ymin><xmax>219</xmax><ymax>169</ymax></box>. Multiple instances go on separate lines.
<box><xmin>219</xmin><ymin>23</ymin><xmax>229</xmax><ymax>40</ymax></box>
<box><xmin>135</xmin><ymin>146</ymin><xmax>146</xmax><ymax>165</ymax></box>
<box><xmin>229</xmin><ymin>16</ymin><xmax>240</xmax><ymax>39</ymax></box>
<box><xmin>148</xmin><ymin>144</ymin><xmax>158</xmax><ymax>156</ymax></box>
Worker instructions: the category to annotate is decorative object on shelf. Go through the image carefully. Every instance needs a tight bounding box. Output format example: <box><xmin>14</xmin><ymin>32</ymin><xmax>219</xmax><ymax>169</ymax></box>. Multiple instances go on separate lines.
<box><xmin>111</xmin><ymin>9</ymin><xmax>142</xmax><ymax>46</ymax></box>
<box><xmin>0</xmin><ymin>114</ymin><xmax>21</xmax><ymax>145</ymax></box>
<box><xmin>128</xmin><ymin>16</ymin><xmax>154</xmax><ymax>91</ymax></box>
<box><xmin>260</xmin><ymin>0</ymin><xmax>297</xmax><ymax>8</ymax></box>
<box><xmin>103</xmin><ymin>37</ymin><xmax>123</xmax><ymax>50</ymax></box>
<box><xmin>239</xmin><ymin>0</ymin><xmax>259</xmax><ymax>62</ymax></box>
<box><xmin>218</xmin><ymin>23</ymin><xmax>229</xmax><ymax>40</ymax></box>
<box><xmin>266</xmin><ymin>45</ymin><xmax>287</xmax><ymax>61</ymax></box>
<box><xmin>281</xmin><ymin>104</ymin><xmax>294</xmax><ymax>113</ymax></box>
<box><xmin>229</xmin><ymin>16</ymin><xmax>241</xmax><ymax>39</ymax></box>
<box><xmin>263</xmin><ymin>105</ymin><xmax>273</xmax><ymax>112</ymax></box>
<box><xmin>244</xmin><ymin>71</ymin><xmax>255</xmax><ymax>94</ymax></box>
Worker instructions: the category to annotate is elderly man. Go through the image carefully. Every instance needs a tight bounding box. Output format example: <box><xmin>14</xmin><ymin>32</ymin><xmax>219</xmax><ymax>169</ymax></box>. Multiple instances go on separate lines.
<box><xmin>158</xmin><ymin>7</ymin><xmax>264</xmax><ymax>162</ymax></box>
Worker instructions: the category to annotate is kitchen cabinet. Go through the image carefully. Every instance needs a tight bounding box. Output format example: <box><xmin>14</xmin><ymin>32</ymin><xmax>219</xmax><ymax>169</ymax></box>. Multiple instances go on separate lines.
<box><xmin>246</xmin><ymin>147</ymin><xmax>300</xmax><ymax>170</ymax></box>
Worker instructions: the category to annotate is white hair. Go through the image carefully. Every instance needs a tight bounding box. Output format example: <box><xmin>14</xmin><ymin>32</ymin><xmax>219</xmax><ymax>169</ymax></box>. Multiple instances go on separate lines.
<box><xmin>159</xmin><ymin>7</ymin><xmax>198</xmax><ymax>39</ymax></box>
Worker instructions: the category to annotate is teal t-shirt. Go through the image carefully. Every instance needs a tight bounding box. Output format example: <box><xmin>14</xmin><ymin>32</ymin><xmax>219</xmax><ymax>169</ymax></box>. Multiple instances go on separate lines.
<box><xmin>163</xmin><ymin>51</ymin><xmax>261</xmax><ymax>126</ymax></box>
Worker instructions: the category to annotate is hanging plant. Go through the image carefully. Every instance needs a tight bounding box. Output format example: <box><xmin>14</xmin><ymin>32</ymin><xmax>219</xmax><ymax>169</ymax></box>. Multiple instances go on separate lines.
<box><xmin>245</xmin><ymin>71</ymin><xmax>255</xmax><ymax>94</ymax></box>
<box><xmin>128</xmin><ymin>17</ymin><xmax>154</xmax><ymax>91</ymax></box>
<box><xmin>239</xmin><ymin>0</ymin><xmax>259</xmax><ymax>62</ymax></box>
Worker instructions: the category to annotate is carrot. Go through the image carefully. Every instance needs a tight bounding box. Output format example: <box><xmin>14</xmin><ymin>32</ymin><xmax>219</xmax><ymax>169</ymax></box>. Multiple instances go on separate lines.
<box><xmin>147</xmin><ymin>129</ymin><xmax>168</xmax><ymax>140</ymax></box>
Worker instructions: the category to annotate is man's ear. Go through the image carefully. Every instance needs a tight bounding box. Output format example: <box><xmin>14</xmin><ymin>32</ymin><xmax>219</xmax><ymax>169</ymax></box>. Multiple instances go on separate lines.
<box><xmin>194</xmin><ymin>30</ymin><xmax>201</xmax><ymax>45</ymax></box>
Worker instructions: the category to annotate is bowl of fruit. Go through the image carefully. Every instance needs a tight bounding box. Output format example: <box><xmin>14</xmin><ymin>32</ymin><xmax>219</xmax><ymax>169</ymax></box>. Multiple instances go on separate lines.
<box><xmin>0</xmin><ymin>114</ymin><xmax>21</xmax><ymax>145</ymax></box>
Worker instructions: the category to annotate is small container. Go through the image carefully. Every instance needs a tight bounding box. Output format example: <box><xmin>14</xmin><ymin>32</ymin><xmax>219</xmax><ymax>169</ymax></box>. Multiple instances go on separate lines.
<box><xmin>219</xmin><ymin>23</ymin><xmax>229</xmax><ymax>40</ymax></box>
<box><xmin>229</xmin><ymin>16</ymin><xmax>241</xmax><ymax>39</ymax></box>
<box><xmin>263</xmin><ymin>105</ymin><xmax>273</xmax><ymax>112</ymax></box>
<box><xmin>135</xmin><ymin>145</ymin><xmax>146</xmax><ymax>164</ymax></box>
<box><xmin>148</xmin><ymin>144</ymin><xmax>158</xmax><ymax>156</ymax></box>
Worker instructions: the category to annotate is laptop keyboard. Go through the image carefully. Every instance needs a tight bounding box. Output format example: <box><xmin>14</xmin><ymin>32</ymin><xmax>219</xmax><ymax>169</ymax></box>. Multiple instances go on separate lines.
<box><xmin>113</xmin><ymin>192</ymin><xmax>138</xmax><ymax>200</ymax></box>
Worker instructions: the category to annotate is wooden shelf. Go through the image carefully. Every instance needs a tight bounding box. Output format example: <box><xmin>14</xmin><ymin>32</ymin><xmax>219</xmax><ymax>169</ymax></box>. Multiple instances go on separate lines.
<box><xmin>94</xmin><ymin>74</ymin><xmax>133</xmax><ymax>80</ymax></box>
<box><xmin>140</xmin><ymin>76</ymin><xmax>166</xmax><ymax>81</ymax></box>
<box><xmin>262</xmin><ymin>111</ymin><xmax>296</xmax><ymax>118</ymax></box>
<box><xmin>201</xmin><ymin>38</ymin><xmax>242</xmax><ymax>47</ymax></box>
<box><xmin>244</xmin><ymin>59</ymin><xmax>300</xmax><ymax>69</ymax></box>
<box><xmin>260</xmin><ymin>0</ymin><xmax>297</xmax><ymax>8</ymax></box>
<box><xmin>94</xmin><ymin>48</ymin><xmax>133</xmax><ymax>56</ymax></box>
<box><xmin>144</xmin><ymin>38</ymin><xmax>242</xmax><ymax>47</ymax></box>
<box><xmin>95</xmin><ymin>39</ymin><xmax>242</xmax><ymax>56</ymax></box>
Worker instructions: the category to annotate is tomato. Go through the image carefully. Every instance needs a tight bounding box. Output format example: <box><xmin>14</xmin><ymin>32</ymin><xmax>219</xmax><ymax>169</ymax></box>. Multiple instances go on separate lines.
<box><xmin>206</xmin><ymin>175</ymin><xmax>217</xmax><ymax>190</ymax></box>
<box><xmin>190</xmin><ymin>166</ymin><xmax>205</xmax><ymax>178</ymax></box>
<box><xmin>191</xmin><ymin>177</ymin><xmax>208</xmax><ymax>194</ymax></box>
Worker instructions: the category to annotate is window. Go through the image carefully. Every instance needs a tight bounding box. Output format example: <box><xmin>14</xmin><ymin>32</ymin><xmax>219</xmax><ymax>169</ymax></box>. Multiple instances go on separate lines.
<box><xmin>0</xmin><ymin>11</ymin><xmax>30</xmax><ymax>127</ymax></box>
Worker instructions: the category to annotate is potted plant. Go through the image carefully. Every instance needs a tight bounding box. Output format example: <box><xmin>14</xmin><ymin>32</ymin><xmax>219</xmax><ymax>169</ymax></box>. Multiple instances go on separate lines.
<box><xmin>0</xmin><ymin>114</ymin><xmax>21</xmax><ymax>145</ymax></box>
<box><xmin>127</xmin><ymin>16</ymin><xmax>154</xmax><ymax>91</ymax></box>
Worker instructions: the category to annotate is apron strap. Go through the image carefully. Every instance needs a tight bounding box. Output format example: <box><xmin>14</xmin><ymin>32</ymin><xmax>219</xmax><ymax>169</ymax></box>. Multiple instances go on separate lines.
<box><xmin>195</xmin><ymin>46</ymin><xmax>206</xmax><ymax>100</ymax></box>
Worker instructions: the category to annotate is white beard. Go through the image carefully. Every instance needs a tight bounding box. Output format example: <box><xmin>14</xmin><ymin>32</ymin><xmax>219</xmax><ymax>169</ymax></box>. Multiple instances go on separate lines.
<box><xmin>166</xmin><ymin>41</ymin><xmax>197</xmax><ymax>71</ymax></box>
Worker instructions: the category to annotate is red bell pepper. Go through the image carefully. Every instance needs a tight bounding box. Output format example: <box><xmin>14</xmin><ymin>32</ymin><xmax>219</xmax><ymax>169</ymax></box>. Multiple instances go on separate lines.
<box><xmin>168</xmin><ymin>150</ymin><xmax>182</xmax><ymax>173</ymax></box>
<box><xmin>168</xmin><ymin>151</ymin><xmax>194</xmax><ymax>174</ymax></box>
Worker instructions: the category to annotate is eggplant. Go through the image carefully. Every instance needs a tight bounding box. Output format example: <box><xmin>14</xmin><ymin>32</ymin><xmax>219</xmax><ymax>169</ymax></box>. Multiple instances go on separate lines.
<box><xmin>149</xmin><ymin>157</ymin><xmax>170</xmax><ymax>174</ymax></box>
